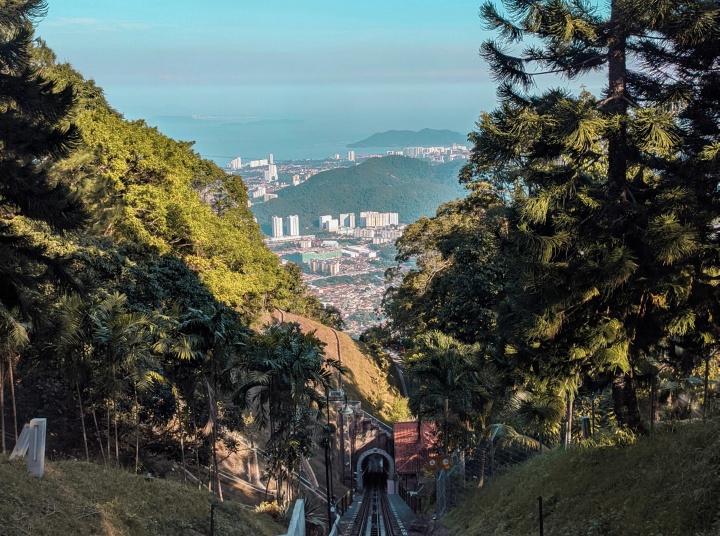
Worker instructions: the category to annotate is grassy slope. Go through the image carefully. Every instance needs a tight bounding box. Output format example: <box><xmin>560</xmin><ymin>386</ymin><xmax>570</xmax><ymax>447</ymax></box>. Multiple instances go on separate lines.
<box><xmin>442</xmin><ymin>420</ymin><xmax>720</xmax><ymax>536</ymax></box>
<box><xmin>0</xmin><ymin>457</ymin><xmax>286</xmax><ymax>536</ymax></box>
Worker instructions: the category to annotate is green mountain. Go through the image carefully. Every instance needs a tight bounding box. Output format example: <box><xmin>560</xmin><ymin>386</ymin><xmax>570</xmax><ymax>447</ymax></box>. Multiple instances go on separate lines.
<box><xmin>250</xmin><ymin>156</ymin><xmax>467</xmax><ymax>233</ymax></box>
<box><xmin>347</xmin><ymin>128</ymin><xmax>467</xmax><ymax>148</ymax></box>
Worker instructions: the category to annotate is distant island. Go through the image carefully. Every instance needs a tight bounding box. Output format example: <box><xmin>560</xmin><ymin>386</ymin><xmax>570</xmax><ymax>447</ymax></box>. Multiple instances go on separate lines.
<box><xmin>347</xmin><ymin>128</ymin><xmax>467</xmax><ymax>148</ymax></box>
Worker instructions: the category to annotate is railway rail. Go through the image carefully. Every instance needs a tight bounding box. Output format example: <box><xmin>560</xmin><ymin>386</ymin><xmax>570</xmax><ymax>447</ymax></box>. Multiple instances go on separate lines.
<box><xmin>344</xmin><ymin>485</ymin><xmax>407</xmax><ymax>536</ymax></box>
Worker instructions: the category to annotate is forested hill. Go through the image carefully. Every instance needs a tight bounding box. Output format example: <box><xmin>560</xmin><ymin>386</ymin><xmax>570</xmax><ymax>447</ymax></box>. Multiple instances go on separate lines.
<box><xmin>42</xmin><ymin>53</ymin><xmax>327</xmax><ymax>316</ymax></box>
<box><xmin>347</xmin><ymin>128</ymin><xmax>467</xmax><ymax>148</ymax></box>
<box><xmin>251</xmin><ymin>156</ymin><xmax>467</xmax><ymax>232</ymax></box>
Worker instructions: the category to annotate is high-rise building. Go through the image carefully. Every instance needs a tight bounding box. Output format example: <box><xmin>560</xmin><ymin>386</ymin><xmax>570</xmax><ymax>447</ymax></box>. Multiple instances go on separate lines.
<box><xmin>228</xmin><ymin>157</ymin><xmax>242</xmax><ymax>170</ymax></box>
<box><xmin>319</xmin><ymin>214</ymin><xmax>333</xmax><ymax>227</ymax></box>
<box><xmin>348</xmin><ymin>213</ymin><xmax>356</xmax><ymax>228</ymax></box>
<box><xmin>271</xmin><ymin>216</ymin><xmax>283</xmax><ymax>238</ymax></box>
<box><xmin>348</xmin><ymin>150</ymin><xmax>355</xmax><ymax>162</ymax></box>
<box><xmin>286</xmin><ymin>215</ymin><xmax>300</xmax><ymax>237</ymax></box>
<box><xmin>292</xmin><ymin>174</ymin><xmax>301</xmax><ymax>186</ymax></box>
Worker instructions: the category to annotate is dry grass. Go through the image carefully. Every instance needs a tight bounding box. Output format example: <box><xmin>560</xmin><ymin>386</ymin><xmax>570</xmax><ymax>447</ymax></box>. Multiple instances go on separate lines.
<box><xmin>0</xmin><ymin>456</ymin><xmax>286</xmax><ymax>536</ymax></box>
<box><xmin>442</xmin><ymin>419</ymin><xmax>720</xmax><ymax>536</ymax></box>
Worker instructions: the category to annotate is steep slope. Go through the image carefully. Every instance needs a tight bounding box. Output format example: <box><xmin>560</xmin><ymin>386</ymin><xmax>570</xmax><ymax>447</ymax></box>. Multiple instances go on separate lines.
<box><xmin>261</xmin><ymin>310</ymin><xmax>408</xmax><ymax>424</ymax></box>
<box><xmin>442</xmin><ymin>420</ymin><xmax>720</xmax><ymax>536</ymax></box>
<box><xmin>250</xmin><ymin>156</ymin><xmax>466</xmax><ymax>233</ymax></box>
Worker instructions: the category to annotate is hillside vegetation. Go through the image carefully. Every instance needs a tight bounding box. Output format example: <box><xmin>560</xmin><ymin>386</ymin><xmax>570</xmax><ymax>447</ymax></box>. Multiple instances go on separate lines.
<box><xmin>264</xmin><ymin>311</ymin><xmax>408</xmax><ymax>423</ymax></box>
<box><xmin>0</xmin><ymin>456</ymin><xmax>285</xmax><ymax>536</ymax></box>
<box><xmin>442</xmin><ymin>420</ymin><xmax>720</xmax><ymax>536</ymax></box>
<box><xmin>251</xmin><ymin>156</ymin><xmax>466</xmax><ymax>232</ymax></box>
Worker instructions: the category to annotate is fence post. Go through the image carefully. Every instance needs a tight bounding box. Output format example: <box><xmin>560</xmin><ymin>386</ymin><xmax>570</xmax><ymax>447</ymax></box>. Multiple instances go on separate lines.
<box><xmin>538</xmin><ymin>496</ymin><xmax>544</xmax><ymax>536</ymax></box>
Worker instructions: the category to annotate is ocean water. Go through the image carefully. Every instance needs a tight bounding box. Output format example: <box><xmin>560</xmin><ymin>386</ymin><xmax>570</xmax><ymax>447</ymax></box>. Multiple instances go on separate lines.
<box><xmin>106</xmin><ymin>82</ymin><xmax>489</xmax><ymax>166</ymax></box>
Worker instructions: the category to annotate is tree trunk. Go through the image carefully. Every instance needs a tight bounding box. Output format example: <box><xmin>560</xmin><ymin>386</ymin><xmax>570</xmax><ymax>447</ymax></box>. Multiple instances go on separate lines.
<box><xmin>114</xmin><ymin>401</ymin><xmax>119</xmax><ymax>464</ymax></box>
<box><xmin>612</xmin><ymin>372</ymin><xmax>645</xmax><ymax>433</ymax></box>
<box><xmin>9</xmin><ymin>357</ymin><xmax>17</xmax><ymax>441</ymax></box>
<box><xmin>703</xmin><ymin>354</ymin><xmax>710</xmax><ymax>419</ymax></box>
<box><xmin>252</xmin><ymin>447</ymin><xmax>260</xmax><ymax>485</ymax></box>
<box><xmin>92</xmin><ymin>408</ymin><xmax>106</xmax><ymax>464</ymax></box>
<box><xmin>107</xmin><ymin>402</ymin><xmax>111</xmax><ymax>462</ymax></box>
<box><xmin>76</xmin><ymin>383</ymin><xmax>90</xmax><ymax>462</ymax></box>
<box><xmin>565</xmin><ymin>395</ymin><xmax>574</xmax><ymax>449</ymax></box>
<box><xmin>135</xmin><ymin>389</ymin><xmax>140</xmax><ymax>473</ymax></box>
<box><xmin>606</xmin><ymin>0</ymin><xmax>628</xmax><ymax>190</ymax></box>
<box><xmin>477</xmin><ymin>446</ymin><xmax>486</xmax><ymax>487</ymax></box>
<box><xmin>181</xmin><ymin>432</ymin><xmax>187</xmax><ymax>484</ymax></box>
<box><xmin>0</xmin><ymin>362</ymin><xmax>5</xmax><ymax>454</ymax></box>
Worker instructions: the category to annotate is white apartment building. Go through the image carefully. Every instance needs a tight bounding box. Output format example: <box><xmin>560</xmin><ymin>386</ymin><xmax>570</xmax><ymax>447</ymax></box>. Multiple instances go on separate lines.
<box><xmin>286</xmin><ymin>215</ymin><xmax>300</xmax><ymax>237</ymax></box>
<box><xmin>339</xmin><ymin>213</ymin><xmax>356</xmax><ymax>228</ymax></box>
<box><xmin>271</xmin><ymin>216</ymin><xmax>284</xmax><ymax>238</ymax></box>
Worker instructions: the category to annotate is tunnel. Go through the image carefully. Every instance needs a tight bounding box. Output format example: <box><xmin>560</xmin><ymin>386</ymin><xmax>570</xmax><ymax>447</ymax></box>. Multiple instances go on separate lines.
<box><xmin>361</xmin><ymin>452</ymin><xmax>389</xmax><ymax>490</ymax></box>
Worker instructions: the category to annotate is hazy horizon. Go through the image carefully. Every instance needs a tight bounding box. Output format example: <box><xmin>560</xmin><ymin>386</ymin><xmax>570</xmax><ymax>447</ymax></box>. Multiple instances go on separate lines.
<box><xmin>36</xmin><ymin>1</ymin><xmax>599</xmax><ymax>165</ymax></box>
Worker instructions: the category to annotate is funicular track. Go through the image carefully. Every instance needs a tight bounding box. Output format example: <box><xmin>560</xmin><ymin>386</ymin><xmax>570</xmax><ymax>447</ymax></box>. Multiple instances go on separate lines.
<box><xmin>345</xmin><ymin>484</ymin><xmax>404</xmax><ymax>536</ymax></box>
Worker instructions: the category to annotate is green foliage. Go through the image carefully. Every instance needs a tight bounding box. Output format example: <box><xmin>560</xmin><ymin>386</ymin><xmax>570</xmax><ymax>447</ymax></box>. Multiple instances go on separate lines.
<box><xmin>233</xmin><ymin>323</ymin><xmax>340</xmax><ymax>503</ymax></box>
<box><xmin>384</xmin><ymin>183</ymin><xmax>506</xmax><ymax>344</ymax></box>
<box><xmin>456</xmin><ymin>0</ymin><xmax>720</xmax><ymax>433</ymax></box>
<box><xmin>0</xmin><ymin>0</ymin><xmax>86</xmax><ymax>320</ymax></box>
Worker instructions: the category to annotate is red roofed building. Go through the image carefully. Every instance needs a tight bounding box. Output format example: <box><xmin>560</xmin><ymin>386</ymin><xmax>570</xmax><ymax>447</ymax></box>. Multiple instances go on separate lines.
<box><xmin>393</xmin><ymin>421</ymin><xmax>437</xmax><ymax>490</ymax></box>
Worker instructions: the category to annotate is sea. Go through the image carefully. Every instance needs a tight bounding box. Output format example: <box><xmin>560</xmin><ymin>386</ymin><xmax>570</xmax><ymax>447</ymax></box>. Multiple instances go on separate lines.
<box><xmin>109</xmin><ymin>82</ymin><xmax>490</xmax><ymax>167</ymax></box>
<box><xmin>144</xmin><ymin>113</ymin><xmax>478</xmax><ymax>168</ymax></box>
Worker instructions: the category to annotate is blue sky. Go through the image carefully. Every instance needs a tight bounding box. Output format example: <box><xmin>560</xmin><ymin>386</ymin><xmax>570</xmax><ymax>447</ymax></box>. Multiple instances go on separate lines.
<box><xmin>35</xmin><ymin>1</ymin><xmax>594</xmax><ymax>160</ymax></box>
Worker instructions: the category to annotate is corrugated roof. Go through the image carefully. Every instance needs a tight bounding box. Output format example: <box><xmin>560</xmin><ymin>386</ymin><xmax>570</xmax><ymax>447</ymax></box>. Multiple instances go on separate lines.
<box><xmin>393</xmin><ymin>421</ymin><xmax>437</xmax><ymax>474</ymax></box>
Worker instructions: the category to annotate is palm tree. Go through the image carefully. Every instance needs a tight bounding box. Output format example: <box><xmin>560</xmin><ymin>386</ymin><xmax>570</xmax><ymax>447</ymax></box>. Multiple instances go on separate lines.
<box><xmin>514</xmin><ymin>379</ymin><xmax>567</xmax><ymax>449</ymax></box>
<box><xmin>0</xmin><ymin>305</ymin><xmax>29</xmax><ymax>452</ymax></box>
<box><xmin>233</xmin><ymin>323</ymin><xmax>340</xmax><ymax>504</ymax></box>
<box><xmin>56</xmin><ymin>292</ymin><xmax>167</xmax><ymax>466</ymax></box>
<box><xmin>406</xmin><ymin>331</ymin><xmax>483</xmax><ymax>454</ymax></box>
<box><xmin>173</xmin><ymin>304</ymin><xmax>248</xmax><ymax>499</ymax></box>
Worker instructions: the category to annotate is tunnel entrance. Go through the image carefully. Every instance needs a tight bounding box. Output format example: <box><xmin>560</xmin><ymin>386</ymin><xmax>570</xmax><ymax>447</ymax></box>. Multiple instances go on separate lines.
<box><xmin>355</xmin><ymin>448</ymin><xmax>395</xmax><ymax>493</ymax></box>
<box><xmin>361</xmin><ymin>453</ymin><xmax>388</xmax><ymax>490</ymax></box>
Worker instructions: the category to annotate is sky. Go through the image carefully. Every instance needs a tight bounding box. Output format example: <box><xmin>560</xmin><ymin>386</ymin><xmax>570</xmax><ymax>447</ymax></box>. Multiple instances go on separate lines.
<box><xmin>34</xmin><ymin>1</ymin><xmax>593</xmax><ymax>161</ymax></box>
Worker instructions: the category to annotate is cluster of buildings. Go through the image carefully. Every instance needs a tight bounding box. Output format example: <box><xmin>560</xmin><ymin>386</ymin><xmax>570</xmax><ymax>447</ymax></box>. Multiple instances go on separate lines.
<box><xmin>270</xmin><ymin>211</ymin><xmax>402</xmax><ymax>240</ymax></box>
<box><xmin>318</xmin><ymin>211</ymin><xmax>399</xmax><ymax>232</ymax></box>
<box><xmin>387</xmin><ymin>143</ymin><xmax>469</xmax><ymax>163</ymax></box>
<box><xmin>271</xmin><ymin>214</ymin><xmax>300</xmax><ymax>238</ymax></box>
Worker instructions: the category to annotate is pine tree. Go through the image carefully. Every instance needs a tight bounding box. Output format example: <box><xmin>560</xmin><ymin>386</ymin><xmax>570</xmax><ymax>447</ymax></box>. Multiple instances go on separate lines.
<box><xmin>0</xmin><ymin>0</ymin><xmax>86</xmax><ymax>315</ymax></box>
<box><xmin>465</xmin><ymin>0</ymin><xmax>720</xmax><ymax>432</ymax></box>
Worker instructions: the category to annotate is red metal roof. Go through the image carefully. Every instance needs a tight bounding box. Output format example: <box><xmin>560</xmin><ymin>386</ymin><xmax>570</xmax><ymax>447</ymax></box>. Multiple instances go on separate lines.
<box><xmin>393</xmin><ymin>421</ymin><xmax>437</xmax><ymax>474</ymax></box>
